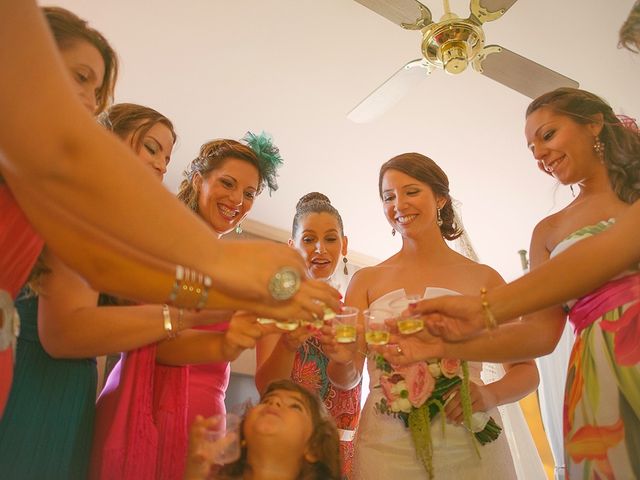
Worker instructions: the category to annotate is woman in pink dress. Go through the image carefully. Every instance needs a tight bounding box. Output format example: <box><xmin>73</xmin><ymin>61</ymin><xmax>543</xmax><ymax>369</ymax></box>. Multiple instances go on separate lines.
<box><xmin>0</xmin><ymin>185</ymin><xmax>44</xmax><ymax>415</ymax></box>
<box><xmin>91</xmin><ymin>134</ymin><xmax>285</xmax><ymax>480</ymax></box>
<box><xmin>176</xmin><ymin>134</ymin><xmax>284</xmax><ymax>426</ymax></box>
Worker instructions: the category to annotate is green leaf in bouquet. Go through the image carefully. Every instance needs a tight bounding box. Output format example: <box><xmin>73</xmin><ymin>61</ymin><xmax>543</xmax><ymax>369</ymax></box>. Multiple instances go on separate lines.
<box><xmin>374</xmin><ymin>354</ymin><xmax>394</xmax><ymax>373</ymax></box>
<box><xmin>432</xmin><ymin>375</ymin><xmax>461</xmax><ymax>397</ymax></box>
<box><xmin>474</xmin><ymin>417</ymin><xmax>503</xmax><ymax>445</ymax></box>
<box><xmin>409</xmin><ymin>404</ymin><xmax>434</xmax><ymax>479</ymax></box>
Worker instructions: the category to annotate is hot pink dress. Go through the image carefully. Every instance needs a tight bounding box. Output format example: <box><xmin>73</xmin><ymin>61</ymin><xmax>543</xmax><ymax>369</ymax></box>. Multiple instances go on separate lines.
<box><xmin>186</xmin><ymin>323</ymin><xmax>230</xmax><ymax>426</ymax></box>
<box><xmin>90</xmin><ymin>344</ymin><xmax>189</xmax><ymax>480</ymax></box>
<box><xmin>0</xmin><ymin>184</ymin><xmax>44</xmax><ymax>417</ymax></box>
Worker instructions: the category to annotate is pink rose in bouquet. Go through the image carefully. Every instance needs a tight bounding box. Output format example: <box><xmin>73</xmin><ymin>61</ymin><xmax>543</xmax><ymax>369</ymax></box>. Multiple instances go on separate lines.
<box><xmin>397</xmin><ymin>362</ymin><xmax>434</xmax><ymax>408</ymax></box>
<box><xmin>439</xmin><ymin>358</ymin><xmax>461</xmax><ymax>379</ymax></box>
<box><xmin>374</xmin><ymin>354</ymin><xmax>503</xmax><ymax>479</ymax></box>
<box><xmin>379</xmin><ymin>373</ymin><xmax>402</xmax><ymax>402</ymax></box>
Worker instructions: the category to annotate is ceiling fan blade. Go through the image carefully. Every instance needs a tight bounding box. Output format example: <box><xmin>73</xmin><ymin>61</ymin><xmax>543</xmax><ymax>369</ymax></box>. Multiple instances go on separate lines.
<box><xmin>353</xmin><ymin>0</ymin><xmax>432</xmax><ymax>29</ymax></box>
<box><xmin>473</xmin><ymin>45</ymin><xmax>579</xmax><ymax>99</ymax></box>
<box><xmin>469</xmin><ymin>0</ymin><xmax>519</xmax><ymax>24</ymax></box>
<box><xmin>347</xmin><ymin>59</ymin><xmax>431</xmax><ymax>123</ymax></box>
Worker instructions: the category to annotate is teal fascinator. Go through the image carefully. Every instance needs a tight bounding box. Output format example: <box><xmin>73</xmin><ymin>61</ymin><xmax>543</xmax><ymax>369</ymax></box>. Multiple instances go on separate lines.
<box><xmin>242</xmin><ymin>131</ymin><xmax>283</xmax><ymax>195</ymax></box>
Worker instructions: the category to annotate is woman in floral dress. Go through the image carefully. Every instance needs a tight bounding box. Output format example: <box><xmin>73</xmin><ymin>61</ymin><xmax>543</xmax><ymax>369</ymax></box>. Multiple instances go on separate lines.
<box><xmin>256</xmin><ymin>192</ymin><xmax>361</xmax><ymax>479</ymax></box>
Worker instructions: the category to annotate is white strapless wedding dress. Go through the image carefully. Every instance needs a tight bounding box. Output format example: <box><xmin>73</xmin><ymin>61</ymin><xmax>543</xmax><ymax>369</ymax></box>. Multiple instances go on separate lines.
<box><xmin>353</xmin><ymin>287</ymin><xmax>517</xmax><ymax>479</ymax></box>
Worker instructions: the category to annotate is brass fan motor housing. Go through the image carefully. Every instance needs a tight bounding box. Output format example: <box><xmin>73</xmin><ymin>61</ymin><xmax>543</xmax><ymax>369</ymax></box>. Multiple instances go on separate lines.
<box><xmin>421</xmin><ymin>19</ymin><xmax>485</xmax><ymax>74</ymax></box>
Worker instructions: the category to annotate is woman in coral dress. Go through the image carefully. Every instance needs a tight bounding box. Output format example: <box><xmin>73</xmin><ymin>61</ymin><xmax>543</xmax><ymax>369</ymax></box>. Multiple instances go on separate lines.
<box><xmin>256</xmin><ymin>192</ymin><xmax>361</xmax><ymax>479</ymax></box>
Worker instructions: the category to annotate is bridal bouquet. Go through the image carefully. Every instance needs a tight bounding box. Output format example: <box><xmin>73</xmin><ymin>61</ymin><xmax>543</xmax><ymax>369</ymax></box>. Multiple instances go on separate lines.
<box><xmin>374</xmin><ymin>355</ymin><xmax>502</xmax><ymax>479</ymax></box>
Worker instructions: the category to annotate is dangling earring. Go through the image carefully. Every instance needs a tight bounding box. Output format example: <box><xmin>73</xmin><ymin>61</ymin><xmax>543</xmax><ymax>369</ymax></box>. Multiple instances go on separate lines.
<box><xmin>391</xmin><ymin>228</ymin><xmax>396</xmax><ymax>236</ymax></box>
<box><xmin>436</xmin><ymin>208</ymin><xmax>443</xmax><ymax>227</ymax></box>
<box><xmin>235</xmin><ymin>223</ymin><xmax>243</xmax><ymax>234</ymax></box>
<box><xmin>343</xmin><ymin>257</ymin><xmax>349</xmax><ymax>276</ymax></box>
<box><xmin>593</xmin><ymin>136</ymin><xmax>605</xmax><ymax>160</ymax></box>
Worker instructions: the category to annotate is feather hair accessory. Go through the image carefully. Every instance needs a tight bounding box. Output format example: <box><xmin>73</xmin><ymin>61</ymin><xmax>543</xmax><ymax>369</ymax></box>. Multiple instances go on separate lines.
<box><xmin>242</xmin><ymin>131</ymin><xmax>284</xmax><ymax>195</ymax></box>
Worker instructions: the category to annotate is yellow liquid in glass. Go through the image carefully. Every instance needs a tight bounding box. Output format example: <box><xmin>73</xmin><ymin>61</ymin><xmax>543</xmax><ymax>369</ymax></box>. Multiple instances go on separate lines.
<box><xmin>398</xmin><ymin>318</ymin><xmax>424</xmax><ymax>334</ymax></box>
<box><xmin>365</xmin><ymin>330</ymin><xmax>390</xmax><ymax>345</ymax></box>
<box><xmin>335</xmin><ymin>325</ymin><xmax>356</xmax><ymax>343</ymax></box>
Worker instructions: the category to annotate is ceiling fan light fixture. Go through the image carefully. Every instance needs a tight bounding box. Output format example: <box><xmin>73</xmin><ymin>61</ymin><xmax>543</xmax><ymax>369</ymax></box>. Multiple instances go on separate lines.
<box><xmin>441</xmin><ymin>40</ymin><xmax>468</xmax><ymax>74</ymax></box>
<box><xmin>349</xmin><ymin>0</ymin><xmax>579</xmax><ymax>121</ymax></box>
<box><xmin>421</xmin><ymin>20</ymin><xmax>485</xmax><ymax>74</ymax></box>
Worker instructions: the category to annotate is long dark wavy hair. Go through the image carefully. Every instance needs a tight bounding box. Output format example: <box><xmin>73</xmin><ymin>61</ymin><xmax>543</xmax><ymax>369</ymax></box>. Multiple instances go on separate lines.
<box><xmin>526</xmin><ymin>87</ymin><xmax>640</xmax><ymax>204</ymax></box>
<box><xmin>619</xmin><ymin>0</ymin><xmax>640</xmax><ymax>52</ymax></box>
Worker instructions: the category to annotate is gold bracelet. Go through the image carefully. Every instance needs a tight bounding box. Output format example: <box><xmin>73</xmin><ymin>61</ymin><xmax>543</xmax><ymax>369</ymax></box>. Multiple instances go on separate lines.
<box><xmin>167</xmin><ymin>265</ymin><xmax>212</xmax><ymax>310</ymax></box>
<box><xmin>162</xmin><ymin>304</ymin><xmax>176</xmax><ymax>338</ymax></box>
<box><xmin>176</xmin><ymin>308</ymin><xmax>184</xmax><ymax>334</ymax></box>
<box><xmin>167</xmin><ymin>265</ymin><xmax>185</xmax><ymax>305</ymax></box>
<box><xmin>195</xmin><ymin>275</ymin><xmax>212</xmax><ymax>311</ymax></box>
<box><xmin>479</xmin><ymin>288</ymin><xmax>498</xmax><ymax>331</ymax></box>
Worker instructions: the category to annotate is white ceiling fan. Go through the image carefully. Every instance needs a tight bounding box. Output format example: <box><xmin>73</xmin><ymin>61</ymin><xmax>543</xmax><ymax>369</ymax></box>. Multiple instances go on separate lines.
<box><xmin>348</xmin><ymin>0</ymin><xmax>579</xmax><ymax>123</ymax></box>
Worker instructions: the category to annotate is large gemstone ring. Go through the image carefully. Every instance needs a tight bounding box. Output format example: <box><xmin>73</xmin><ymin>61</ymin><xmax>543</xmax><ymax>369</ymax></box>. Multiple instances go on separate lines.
<box><xmin>268</xmin><ymin>267</ymin><xmax>301</xmax><ymax>301</ymax></box>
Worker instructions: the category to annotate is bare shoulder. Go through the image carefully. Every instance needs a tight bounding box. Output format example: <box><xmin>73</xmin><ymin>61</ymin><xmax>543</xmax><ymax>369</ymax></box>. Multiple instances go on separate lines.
<box><xmin>531</xmin><ymin>212</ymin><xmax>559</xmax><ymax>243</ymax></box>
<box><xmin>348</xmin><ymin>264</ymin><xmax>381</xmax><ymax>290</ymax></box>
<box><xmin>529</xmin><ymin>213</ymin><xmax>563</xmax><ymax>267</ymax></box>
<box><xmin>474</xmin><ymin>263</ymin><xmax>505</xmax><ymax>288</ymax></box>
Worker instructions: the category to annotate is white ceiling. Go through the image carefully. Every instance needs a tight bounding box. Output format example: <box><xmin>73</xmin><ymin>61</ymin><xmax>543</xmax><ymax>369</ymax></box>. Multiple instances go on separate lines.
<box><xmin>50</xmin><ymin>0</ymin><xmax>639</xmax><ymax>281</ymax></box>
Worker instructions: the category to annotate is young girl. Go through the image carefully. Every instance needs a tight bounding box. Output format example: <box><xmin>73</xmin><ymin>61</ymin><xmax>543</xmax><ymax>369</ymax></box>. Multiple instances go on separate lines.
<box><xmin>185</xmin><ymin>379</ymin><xmax>341</xmax><ymax>480</ymax></box>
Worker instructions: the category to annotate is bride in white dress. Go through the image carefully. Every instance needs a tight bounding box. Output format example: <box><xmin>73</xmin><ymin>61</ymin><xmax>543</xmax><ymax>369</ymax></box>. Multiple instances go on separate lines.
<box><xmin>322</xmin><ymin>153</ymin><xmax>539</xmax><ymax>479</ymax></box>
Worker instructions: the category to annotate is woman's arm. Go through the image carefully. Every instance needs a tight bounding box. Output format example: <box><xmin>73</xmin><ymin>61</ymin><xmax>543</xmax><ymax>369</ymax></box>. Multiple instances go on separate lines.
<box><xmin>0</xmin><ymin>1</ymin><xmax>339</xmax><ymax>319</ymax></box>
<box><xmin>380</xmin><ymin>235</ymin><xmax>567</xmax><ymax>365</ymax></box>
<box><xmin>254</xmin><ymin>327</ymin><xmax>315</xmax><ymax>394</ymax></box>
<box><xmin>487</xmin><ymin>199</ymin><xmax>640</xmax><ymax>321</ymax></box>
<box><xmin>444</xmin><ymin>360</ymin><xmax>540</xmax><ymax>422</ymax></box>
<box><xmin>37</xmin><ymin>248</ymin><xmax>233</xmax><ymax>358</ymax></box>
<box><xmin>324</xmin><ymin>269</ymin><xmax>369</xmax><ymax>390</ymax></box>
<box><xmin>447</xmin><ymin>227</ymin><xmax>566</xmax><ymax>362</ymax></box>
<box><xmin>413</xmin><ymin>202</ymin><xmax>640</xmax><ymax>341</ymax></box>
<box><xmin>156</xmin><ymin>312</ymin><xmax>276</xmax><ymax>366</ymax></box>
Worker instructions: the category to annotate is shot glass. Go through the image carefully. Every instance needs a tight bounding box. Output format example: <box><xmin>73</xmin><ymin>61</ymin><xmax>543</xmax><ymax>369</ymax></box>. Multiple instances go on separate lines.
<box><xmin>389</xmin><ymin>293</ymin><xmax>424</xmax><ymax>334</ymax></box>
<box><xmin>363</xmin><ymin>308</ymin><xmax>392</xmax><ymax>345</ymax></box>
<box><xmin>333</xmin><ymin>306</ymin><xmax>359</xmax><ymax>343</ymax></box>
<box><xmin>203</xmin><ymin>413</ymin><xmax>241</xmax><ymax>465</ymax></box>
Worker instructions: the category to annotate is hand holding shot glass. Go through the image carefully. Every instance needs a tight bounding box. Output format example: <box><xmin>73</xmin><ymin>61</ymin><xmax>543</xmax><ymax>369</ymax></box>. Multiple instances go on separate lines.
<box><xmin>389</xmin><ymin>293</ymin><xmax>425</xmax><ymax>334</ymax></box>
<box><xmin>258</xmin><ymin>304</ymin><xmax>337</xmax><ymax>331</ymax></box>
<box><xmin>202</xmin><ymin>413</ymin><xmax>241</xmax><ymax>465</ymax></box>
